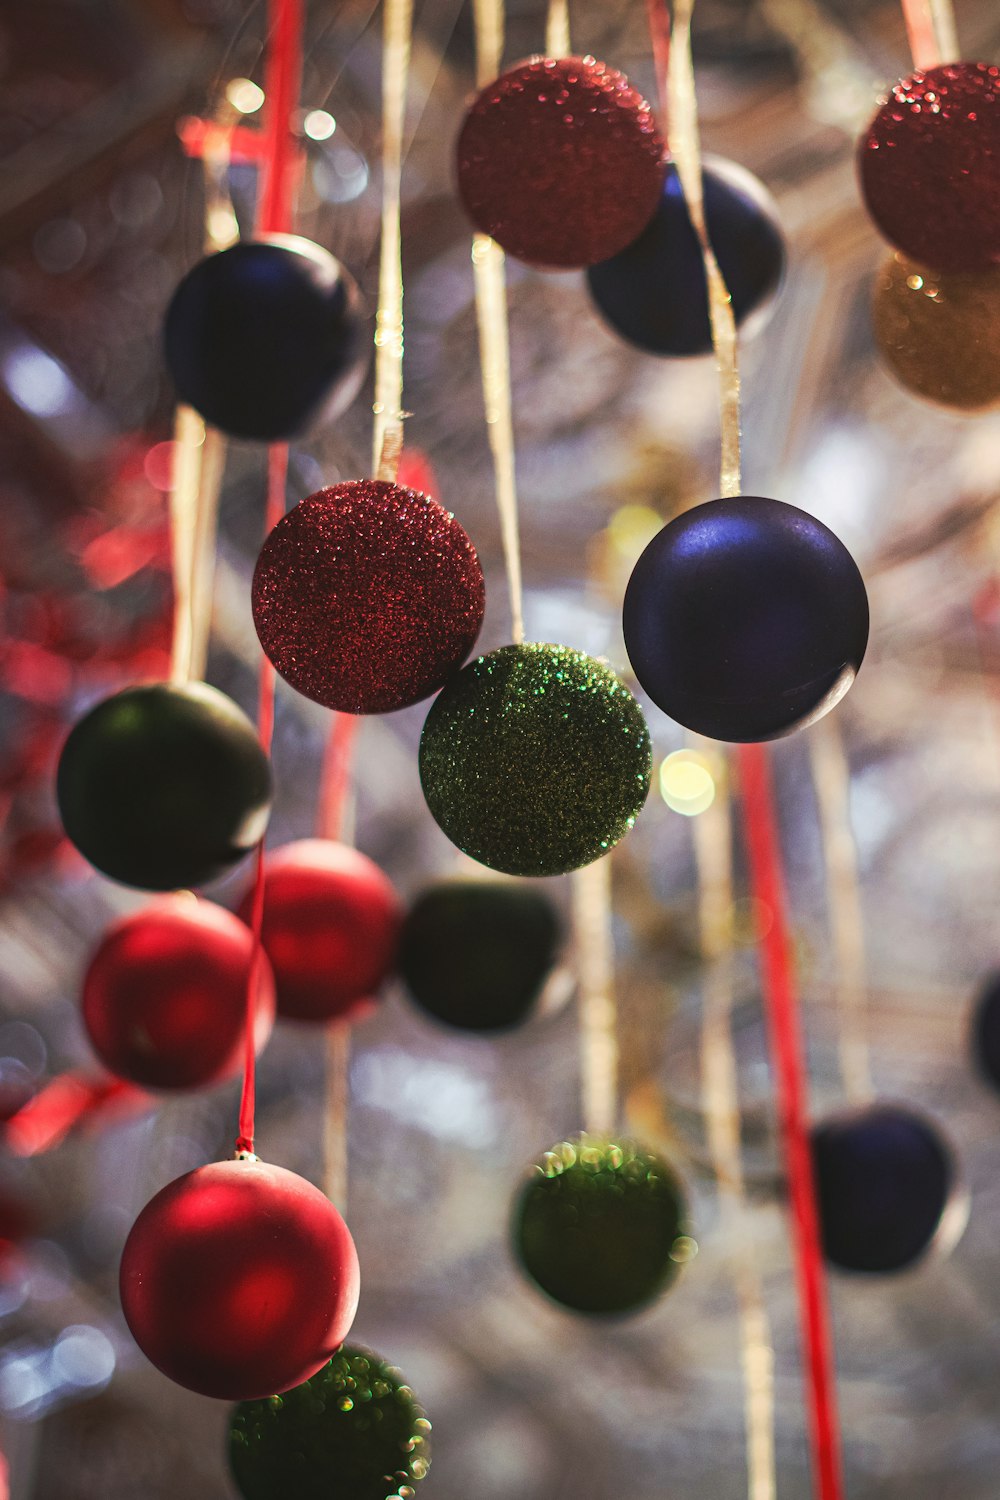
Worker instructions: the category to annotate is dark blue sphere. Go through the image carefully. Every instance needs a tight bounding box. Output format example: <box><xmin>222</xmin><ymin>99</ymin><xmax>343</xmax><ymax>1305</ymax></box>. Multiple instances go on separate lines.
<box><xmin>972</xmin><ymin>972</ymin><xmax>1000</xmax><ymax>1090</ymax></box>
<box><xmin>622</xmin><ymin>495</ymin><xmax>869</xmax><ymax>742</ymax></box>
<box><xmin>586</xmin><ymin>158</ymin><xmax>785</xmax><ymax>357</ymax></box>
<box><xmin>164</xmin><ymin>235</ymin><xmax>369</xmax><ymax>442</ymax></box>
<box><xmin>811</xmin><ymin>1104</ymin><xmax>956</xmax><ymax>1274</ymax></box>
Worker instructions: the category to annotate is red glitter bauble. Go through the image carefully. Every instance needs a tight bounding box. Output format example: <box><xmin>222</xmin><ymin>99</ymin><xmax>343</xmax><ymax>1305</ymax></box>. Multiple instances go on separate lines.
<box><xmin>238</xmin><ymin>839</ymin><xmax>401</xmax><ymax>1024</ymax></box>
<box><xmin>456</xmin><ymin>56</ymin><xmax>666</xmax><ymax>269</ymax></box>
<box><xmin>859</xmin><ymin>62</ymin><xmax>1000</xmax><ymax>272</ymax></box>
<box><xmin>119</xmin><ymin>1157</ymin><xmax>360</xmax><ymax>1400</ymax></box>
<box><xmin>82</xmin><ymin>897</ymin><xmax>275</xmax><ymax>1091</ymax></box>
<box><xmin>252</xmin><ymin>481</ymin><xmax>485</xmax><ymax>714</ymax></box>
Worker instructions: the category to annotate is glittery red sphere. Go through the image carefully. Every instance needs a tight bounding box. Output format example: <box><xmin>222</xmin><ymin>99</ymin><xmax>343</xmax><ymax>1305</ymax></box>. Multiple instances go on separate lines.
<box><xmin>119</xmin><ymin>1157</ymin><xmax>360</xmax><ymax>1400</ymax></box>
<box><xmin>238</xmin><ymin>840</ymin><xmax>401</xmax><ymax>1024</ymax></box>
<box><xmin>859</xmin><ymin>62</ymin><xmax>1000</xmax><ymax>272</ymax></box>
<box><xmin>456</xmin><ymin>56</ymin><xmax>666</xmax><ymax>268</ymax></box>
<box><xmin>82</xmin><ymin>897</ymin><xmax>275</xmax><ymax>1091</ymax></box>
<box><xmin>252</xmin><ymin>481</ymin><xmax>486</xmax><ymax>714</ymax></box>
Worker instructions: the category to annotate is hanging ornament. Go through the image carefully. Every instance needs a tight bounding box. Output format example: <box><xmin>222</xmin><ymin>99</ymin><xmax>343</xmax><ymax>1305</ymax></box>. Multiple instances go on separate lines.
<box><xmin>859</xmin><ymin>62</ymin><xmax>1000</xmax><ymax>274</ymax></box>
<box><xmin>398</xmin><ymin>879</ymin><xmax>563</xmax><ymax>1032</ymax></box>
<box><xmin>872</xmin><ymin>252</ymin><xmax>1000</xmax><ymax>410</ymax></box>
<box><xmin>119</xmin><ymin>1157</ymin><xmax>359</xmax><ymax>1399</ymax></box>
<box><xmin>229</xmin><ymin>1344</ymin><xmax>431</xmax><ymax>1500</ymax></box>
<box><xmin>238</xmin><ymin>840</ymin><xmax>401</xmax><ymax>1024</ymax></box>
<box><xmin>513</xmin><ymin>1136</ymin><xmax>688</xmax><ymax>1315</ymax></box>
<box><xmin>622</xmin><ymin>497</ymin><xmax>869</xmax><ymax>743</ymax></box>
<box><xmin>252</xmin><ymin>482</ymin><xmax>486</xmax><ymax>714</ymax></box>
<box><xmin>57</xmin><ymin>682</ymin><xmax>272</xmax><ymax>891</ymax></box>
<box><xmin>82</xmin><ymin>896</ymin><xmax>275</xmax><ymax>1089</ymax></box>
<box><xmin>419</xmin><ymin>644</ymin><xmax>651</xmax><ymax>877</ymax></box>
<box><xmin>456</xmin><ymin>56</ymin><xmax>666</xmax><ymax>269</ymax></box>
<box><xmin>971</xmin><ymin>971</ymin><xmax>1000</xmax><ymax>1091</ymax></box>
<box><xmin>587</xmin><ymin>158</ymin><xmax>785</xmax><ymax>357</ymax></box>
<box><xmin>164</xmin><ymin>236</ymin><xmax>369</xmax><ymax>442</ymax></box>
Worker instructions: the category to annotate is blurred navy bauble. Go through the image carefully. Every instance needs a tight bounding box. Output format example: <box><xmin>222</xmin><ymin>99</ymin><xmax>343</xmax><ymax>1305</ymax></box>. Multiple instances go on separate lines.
<box><xmin>972</xmin><ymin>972</ymin><xmax>1000</xmax><ymax>1090</ymax></box>
<box><xmin>164</xmin><ymin>235</ymin><xmax>368</xmax><ymax>442</ymax></box>
<box><xmin>587</xmin><ymin>158</ymin><xmax>785</xmax><ymax>356</ymax></box>
<box><xmin>811</xmin><ymin>1104</ymin><xmax>957</xmax><ymax>1274</ymax></box>
<box><xmin>57</xmin><ymin>682</ymin><xmax>272</xmax><ymax>891</ymax></box>
<box><xmin>622</xmin><ymin>495</ymin><xmax>869</xmax><ymax>742</ymax></box>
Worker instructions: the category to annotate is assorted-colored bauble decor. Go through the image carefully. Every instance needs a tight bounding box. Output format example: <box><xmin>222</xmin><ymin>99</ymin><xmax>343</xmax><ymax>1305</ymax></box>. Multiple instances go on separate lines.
<box><xmin>811</xmin><ymin>1103</ymin><xmax>959</xmax><ymax>1274</ymax></box>
<box><xmin>82</xmin><ymin>896</ymin><xmax>275</xmax><ymax>1090</ymax></box>
<box><xmin>456</xmin><ymin>56</ymin><xmax>665</xmax><ymax>269</ymax></box>
<box><xmin>419</xmin><ymin>643</ymin><xmax>651</xmax><ymax>877</ymax></box>
<box><xmin>163</xmin><ymin>235</ymin><xmax>369</xmax><ymax>441</ymax></box>
<box><xmin>587</xmin><ymin>157</ymin><xmax>785</xmax><ymax>357</ymax></box>
<box><xmin>398</xmin><ymin>879</ymin><xmax>562</xmax><ymax>1032</ymax></box>
<box><xmin>859</xmin><ymin>62</ymin><xmax>1000</xmax><ymax>274</ymax></box>
<box><xmin>622</xmin><ymin>496</ymin><xmax>869</xmax><ymax>742</ymax></box>
<box><xmin>119</xmin><ymin>1157</ymin><xmax>359</xmax><ymax>1400</ymax></box>
<box><xmin>872</xmin><ymin>252</ymin><xmax>1000</xmax><ymax>410</ymax></box>
<box><xmin>57</xmin><ymin>681</ymin><xmax>272</xmax><ymax>891</ymax></box>
<box><xmin>252</xmin><ymin>482</ymin><xmax>485</xmax><ymax>714</ymax></box>
<box><xmin>971</xmin><ymin>971</ymin><xmax>1000</xmax><ymax>1092</ymax></box>
<box><xmin>513</xmin><ymin>1136</ymin><xmax>688</xmax><ymax>1315</ymax></box>
<box><xmin>238</xmin><ymin>839</ymin><xmax>401</xmax><ymax>1024</ymax></box>
<box><xmin>229</xmin><ymin>1344</ymin><xmax>431</xmax><ymax>1500</ymax></box>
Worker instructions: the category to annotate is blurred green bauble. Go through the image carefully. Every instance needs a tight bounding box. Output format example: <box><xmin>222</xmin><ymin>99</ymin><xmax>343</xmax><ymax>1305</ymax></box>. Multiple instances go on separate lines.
<box><xmin>513</xmin><ymin>1136</ymin><xmax>689</xmax><ymax>1315</ymax></box>
<box><xmin>229</xmin><ymin>1345</ymin><xmax>431</xmax><ymax>1500</ymax></box>
<box><xmin>419</xmin><ymin>643</ymin><xmax>651</xmax><ymax>877</ymax></box>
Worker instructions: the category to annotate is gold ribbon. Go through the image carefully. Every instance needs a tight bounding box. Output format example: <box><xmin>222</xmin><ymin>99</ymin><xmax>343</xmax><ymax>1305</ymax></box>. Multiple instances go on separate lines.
<box><xmin>900</xmin><ymin>0</ymin><xmax>958</xmax><ymax>70</ymax></box>
<box><xmin>372</xmin><ymin>0</ymin><xmax>413</xmax><ymax>481</ymax></box>
<box><xmin>545</xmin><ymin>0</ymin><xmax>571</xmax><ymax>60</ymax></box>
<box><xmin>572</xmin><ymin>854</ymin><xmax>619</xmax><ymax>1137</ymax></box>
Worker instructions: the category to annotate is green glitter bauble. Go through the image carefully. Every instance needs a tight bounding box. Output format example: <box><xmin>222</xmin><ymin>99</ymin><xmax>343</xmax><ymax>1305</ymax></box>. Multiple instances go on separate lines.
<box><xmin>228</xmin><ymin>1345</ymin><xmax>431</xmax><ymax>1500</ymax></box>
<box><xmin>418</xmin><ymin>643</ymin><xmax>651</xmax><ymax>877</ymax></box>
<box><xmin>513</xmin><ymin>1136</ymin><xmax>689</xmax><ymax>1315</ymax></box>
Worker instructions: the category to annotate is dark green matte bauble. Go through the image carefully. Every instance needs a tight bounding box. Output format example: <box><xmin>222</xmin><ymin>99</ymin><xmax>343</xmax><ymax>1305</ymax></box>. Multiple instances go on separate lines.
<box><xmin>514</xmin><ymin>1136</ymin><xmax>688</xmax><ymax>1315</ymax></box>
<box><xmin>419</xmin><ymin>643</ymin><xmax>651</xmax><ymax>877</ymax></box>
<box><xmin>229</xmin><ymin>1345</ymin><xmax>431</xmax><ymax>1500</ymax></box>
<box><xmin>398</xmin><ymin>880</ymin><xmax>562</xmax><ymax>1032</ymax></box>
<box><xmin>57</xmin><ymin>682</ymin><xmax>272</xmax><ymax>891</ymax></box>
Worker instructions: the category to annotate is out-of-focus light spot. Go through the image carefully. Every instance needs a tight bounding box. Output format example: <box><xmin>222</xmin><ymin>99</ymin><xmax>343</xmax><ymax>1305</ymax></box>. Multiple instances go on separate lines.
<box><xmin>33</xmin><ymin>218</ymin><xmax>86</xmax><ymax>275</ymax></box>
<box><xmin>208</xmin><ymin>205</ymin><xmax>240</xmax><ymax>248</ymax></box>
<box><xmin>0</xmin><ymin>1354</ymin><xmax>45</xmax><ymax>1413</ymax></box>
<box><xmin>353</xmin><ymin>1048</ymin><xmax>499</xmax><ymax>1147</ymax></box>
<box><xmin>727</xmin><ymin>896</ymin><xmax>773</xmax><ymax>945</ymax></box>
<box><xmin>659</xmin><ymin>750</ymin><xmax>716</xmax><ymax>816</ymax></box>
<box><xmin>607</xmin><ymin>504</ymin><xmax>662</xmax><ymax>562</ymax></box>
<box><xmin>670</xmin><ymin>1234</ymin><xmax>698</xmax><ymax>1264</ymax></box>
<box><xmin>2</xmin><ymin>347</ymin><xmax>77</xmax><ymax>419</ymax></box>
<box><xmin>906</xmin><ymin>273</ymin><xmax>924</xmax><ymax>291</ymax></box>
<box><xmin>303</xmin><ymin>109</ymin><xmax>336</xmax><ymax>141</ymax></box>
<box><xmin>52</xmin><ymin>1326</ymin><xmax>115</xmax><ymax>1390</ymax></box>
<box><xmin>143</xmin><ymin>440</ymin><xmax>180</xmax><ymax>491</ymax></box>
<box><xmin>313</xmin><ymin>144</ymin><xmax>369</xmax><ymax>204</ymax></box>
<box><xmin>226</xmin><ymin>77</ymin><xmax>264</xmax><ymax>114</ymax></box>
<box><xmin>109</xmin><ymin>173</ymin><xmax>163</xmax><ymax>230</ymax></box>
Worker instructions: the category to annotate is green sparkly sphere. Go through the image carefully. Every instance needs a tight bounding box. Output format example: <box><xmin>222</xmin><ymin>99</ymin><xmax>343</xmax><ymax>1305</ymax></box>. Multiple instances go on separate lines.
<box><xmin>513</xmin><ymin>1136</ymin><xmax>689</xmax><ymax>1315</ymax></box>
<box><xmin>228</xmin><ymin>1345</ymin><xmax>431</xmax><ymax>1500</ymax></box>
<box><xmin>419</xmin><ymin>643</ymin><xmax>651</xmax><ymax>876</ymax></box>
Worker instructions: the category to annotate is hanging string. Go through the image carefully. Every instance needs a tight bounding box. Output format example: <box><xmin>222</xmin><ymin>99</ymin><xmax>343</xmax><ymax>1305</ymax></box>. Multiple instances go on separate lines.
<box><xmin>573</xmin><ymin>854</ymin><xmax>618</xmax><ymax>1137</ymax></box>
<box><xmin>545</xmin><ymin>0</ymin><xmax>571</xmax><ymax>60</ymax></box>
<box><xmin>372</xmin><ymin>0</ymin><xmax>413</xmax><ymax>481</ymax></box>
<box><xmin>168</xmin><ymin>405</ymin><xmax>205</xmax><ymax>686</ymax></box>
<box><xmin>899</xmin><ymin>0</ymin><xmax>958</xmax><ymax>71</ymax></box>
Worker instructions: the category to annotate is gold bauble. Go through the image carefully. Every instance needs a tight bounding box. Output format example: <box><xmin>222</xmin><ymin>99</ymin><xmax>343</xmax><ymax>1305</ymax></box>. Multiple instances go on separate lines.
<box><xmin>872</xmin><ymin>252</ymin><xmax>1000</xmax><ymax>412</ymax></box>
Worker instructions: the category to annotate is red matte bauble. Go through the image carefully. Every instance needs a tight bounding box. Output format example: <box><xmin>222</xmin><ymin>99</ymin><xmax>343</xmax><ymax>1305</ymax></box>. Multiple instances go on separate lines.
<box><xmin>456</xmin><ymin>56</ymin><xmax>665</xmax><ymax>269</ymax></box>
<box><xmin>251</xmin><ymin>481</ymin><xmax>485</xmax><ymax>714</ymax></box>
<box><xmin>119</xmin><ymin>1157</ymin><xmax>360</xmax><ymax>1400</ymax></box>
<box><xmin>859</xmin><ymin>62</ymin><xmax>1000</xmax><ymax>272</ymax></box>
<box><xmin>82</xmin><ymin>897</ymin><xmax>275</xmax><ymax>1090</ymax></box>
<box><xmin>239</xmin><ymin>840</ymin><xmax>401</xmax><ymax>1023</ymax></box>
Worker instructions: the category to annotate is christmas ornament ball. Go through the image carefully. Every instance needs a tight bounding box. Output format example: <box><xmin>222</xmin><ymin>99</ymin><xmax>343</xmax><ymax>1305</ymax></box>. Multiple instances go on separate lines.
<box><xmin>229</xmin><ymin>1344</ymin><xmax>431</xmax><ymax>1500</ymax></box>
<box><xmin>873</xmin><ymin>252</ymin><xmax>1000</xmax><ymax>410</ymax></box>
<box><xmin>859</xmin><ymin>62</ymin><xmax>1000</xmax><ymax>274</ymax></box>
<box><xmin>252</xmin><ymin>481</ymin><xmax>485</xmax><ymax>714</ymax></box>
<box><xmin>456</xmin><ymin>56</ymin><xmax>665</xmax><ymax>268</ymax></box>
<box><xmin>972</xmin><ymin>971</ymin><xmax>1000</xmax><ymax>1091</ymax></box>
<box><xmin>164</xmin><ymin>235</ymin><xmax>368</xmax><ymax>441</ymax></box>
<box><xmin>83</xmin><ymin>896</ymin><xmax>275</xmax><ymax>1089</ymax></box>
<box><xmin>419</xmin><ymin>643</ymin><xmax>651</xmax><ymax>877</ymax></box>
<box><xmin>514</xmin><ymin>1137</ymin><xmax>688</xmax><ymax>1315</ymax></box>
<box><xmin>119</xmin><ymin>1157</ymin><xmax>359</xmax><ymax>1400</ymax></box>
<box><xmin>622</xmin><ymin>496</ymin><xmax>869</xmax><ymax>742</ymax></box>
<box><xmin>238</xmin><ymin>840</ymin><xmax>401</xmax><ymax>1024</ymax></box>
<box><xmin>57</xmin><ymin>681</ymin><xmax>272</xmax><ymax>891</ymax></box>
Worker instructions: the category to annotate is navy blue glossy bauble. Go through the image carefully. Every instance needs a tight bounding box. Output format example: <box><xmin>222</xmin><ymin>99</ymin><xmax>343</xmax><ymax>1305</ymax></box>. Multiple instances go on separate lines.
<box><xmin>587</xmin><ymin>158</ymin><xmax>785</xmax><ymax>357</ymax></box>
<box><xmin>622</xmin><ymin>495</ymin><xmax>869</xmax><ymax>742</ymax></box>
<box><xmin>811</xmin><ymin>1104</ymin><xmax>956</xmax><ymax>1274</ymax></box>
<box><xmin>164</xmin><ymin>235</ymin><xmax>368</xmax><ymax>442</ymax></box>
<box><xmin>972</xmin><ymin>972</ymin><xmax>1000</xmax><ymax>1090</ymax></box>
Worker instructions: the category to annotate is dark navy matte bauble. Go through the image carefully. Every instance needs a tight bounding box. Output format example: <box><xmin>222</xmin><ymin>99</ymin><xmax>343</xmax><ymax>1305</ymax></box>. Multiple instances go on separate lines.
<box><xmin>587</xmin><ymin>158</ymin><xmax>785</xmax><ymax>356</ymax></box>
<box><xmin>972</xmin><ymin>971</ymin><xmax>1000</xmax><ymax>1091</ymax></box>
<box><xmin>164</xmin><ymin>235</ymin><xmax>368</xmax><ymax>442</ymax></box>
<box><xmin>622</xmin><ymin>495</ymin><xmax>869</xmax><ymax>742</ymax></box>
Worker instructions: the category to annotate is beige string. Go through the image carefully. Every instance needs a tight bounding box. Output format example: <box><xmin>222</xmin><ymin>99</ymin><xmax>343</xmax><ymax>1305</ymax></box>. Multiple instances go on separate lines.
<box><xmin>900</xmin><ymin>0</ymin><xmax>958</xmax><ymax>71</ymax></box>
<box><xmin>572</xmin><ymin>854</ymin><xmax>618</xmax><ymax>1137</ymax></box>
<box><xmin>372</xmin><ymin>0</ymin><xmax>413</xmax><ymax>482</ymax></box>
<box><xmin>545</xmin><ymin>0</ymin><xmax>571</xmax><ymax>60</ymax></box>
<box><xmin>323</xmin><ymin>1024</ymin><xmax>351</xmax><ymax>1211</ymax></box>
<box><xmin>168</xmin><ymin>404</ymin><xmax>207</xmax><ymax>685</ymax></box>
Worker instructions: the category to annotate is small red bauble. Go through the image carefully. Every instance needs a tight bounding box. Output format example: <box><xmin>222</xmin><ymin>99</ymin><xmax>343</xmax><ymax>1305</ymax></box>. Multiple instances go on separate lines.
<box><xmin>119</xmin><ymin>1157</ymin><xmax>360</xmax><ymax>1400</ymax></box>
<box><xmin>252</xmin><ymin>481</ymin><xmax>485</xmax><ymax>714</ymax></box>
<box><xmin>240</xmin><ymin>839</ymin><xmax>401</xmax><ymax>1023</ymax></box>
<box><xmin>82</xmin><ymin>897</ymin><xmax>275</xmax><ymax>1090</ymax></box>
<box><xmin>859</xmin><ymin>62</ymin><xmax>1000</xmax><ymax>272</ymax></box>
<box><xmin>456</xmin><ymin>56</ymin><xmax>665</xmax><ymax>269</ymax></box>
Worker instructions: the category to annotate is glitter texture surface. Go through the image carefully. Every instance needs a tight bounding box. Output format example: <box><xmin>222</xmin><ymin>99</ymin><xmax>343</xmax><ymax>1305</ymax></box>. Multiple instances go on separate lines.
<box><xmin>859</xmin><ymin>62</ymin><xmax>1000</xmax><ymax>273</ymax></box>
<box><xmin>418</xmin><ymin>643</ymin><xmax>651</xmax><ymax>877</ymax></box>
<box><xmin>252</xmin><ymin>481</ymin><xmax>485</xmax><ymax>715</ymax></box>
<box><xmin>872</xmin><ymin>251</ymin><xmax>1000</xmax><ymax>409</ymax></box>
<box><xmin>456</xmin><ymin>56</ymin><xmax>665</xmax><ymax>269</ymax></box>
